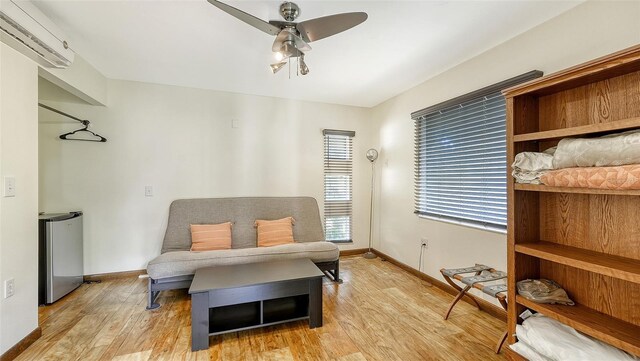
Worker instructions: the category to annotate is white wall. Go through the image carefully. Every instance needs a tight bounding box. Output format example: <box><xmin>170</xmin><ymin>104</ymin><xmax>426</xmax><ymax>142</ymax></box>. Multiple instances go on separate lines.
<box><xmin>0</xmin><ymin>44</ymin><xmax>39</xmax><ymax>354</ymax></box>
<box><xmin>34</xmin><ymin>0</ymin><xmax>640</xmax><ymax>298</ymax></box>
<box><xmin>39</xmin><ymin>80</ymin><xmax>373</xmax><ymax>275</ymax></box>
<box><xmin>39</xmin><ymin>54</ymin><xmax>108</xmax><ymax>106</ymax></box>
<box><xmin>371</xmin><ymin>0</ymin><xmax>640</xmax><ymax>303</ymax></box>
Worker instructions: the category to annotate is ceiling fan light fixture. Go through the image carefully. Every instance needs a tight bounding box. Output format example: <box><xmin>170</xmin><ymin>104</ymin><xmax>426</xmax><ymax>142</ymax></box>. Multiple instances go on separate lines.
<box><xmin>299</xmin><ymin>54</ymin><xmax>309</xmax><ymax>75</ymax></box>
<box><xmin>208</xmin><ymin>1</ymin><xmax>368</xmax><ymax>74</ymax></box>
<box><xmin>280</xmin><ymin>2</ymin><xmax>300</xmax><ymax>22</ymax></box>
<box><xmin>270</xmin><ymin>61</ymin><xmax>287</xmax><ymax>73</ymax></box>
<box><xmin>280</xmin><ymin>41</ymin><xmax>300</xmax><ymax>58</ymax></box>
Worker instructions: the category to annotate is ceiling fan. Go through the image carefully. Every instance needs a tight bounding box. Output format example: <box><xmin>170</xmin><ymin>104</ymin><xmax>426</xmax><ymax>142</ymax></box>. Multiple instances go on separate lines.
<box><xmin>207</xmin><ymin>0</ymin><xmax>368</xmax><ymax>75</ymax></box>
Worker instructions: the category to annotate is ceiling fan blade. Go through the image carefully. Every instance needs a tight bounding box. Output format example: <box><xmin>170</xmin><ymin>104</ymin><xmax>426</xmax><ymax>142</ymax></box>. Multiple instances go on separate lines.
<box><xmin>296</xmin><ymin>12</ymin><xmax>367</xmax><ymax>43</ymax></box>
<box><xmin>207</xmin><ymin>0</ymin><xmax>280</xmax><ymax>36</ymax></box>
<box><xmin>272</xmin><ymin>29</ymin><xmax>311</xmax><ymax>52</ymax></box>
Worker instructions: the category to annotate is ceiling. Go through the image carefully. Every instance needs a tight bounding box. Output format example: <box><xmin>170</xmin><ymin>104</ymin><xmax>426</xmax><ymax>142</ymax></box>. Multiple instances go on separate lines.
<box><xmin>33</xmin><ymin>0</ymin><xmax>581</xmax><ymax>108</ymax></box>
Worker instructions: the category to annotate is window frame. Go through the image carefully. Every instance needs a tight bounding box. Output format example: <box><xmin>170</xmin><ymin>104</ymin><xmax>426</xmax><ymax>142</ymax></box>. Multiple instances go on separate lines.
<box><xmin>412</xmin><ymin>71</ymin><xmax>543</xmax><ymax>233</ymax></box>
<box><xmin>323</xmin><ymin>129</ymin><xmax>355</xmax><ymax>243</ymax></box>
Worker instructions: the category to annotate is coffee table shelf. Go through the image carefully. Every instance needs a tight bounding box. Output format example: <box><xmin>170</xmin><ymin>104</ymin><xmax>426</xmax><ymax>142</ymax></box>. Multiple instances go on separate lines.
<box><xmin>209</xmin><ymin>301</ymin><xmax>261</xmax><ymax>334</ymax></box>
<box><xmin>189</xmin><ymin>259</ymin><xmax>324</xmax><ymax>351</ymax></box>
<box><xmin>208</xmin><ymin>296</ymin><xmax>310</xmax><ymax>335</ymax></box>
<box><xmin>263</xmin><ymin>295</ymin><xmax>309</xmax><ymax>324</ymax></box>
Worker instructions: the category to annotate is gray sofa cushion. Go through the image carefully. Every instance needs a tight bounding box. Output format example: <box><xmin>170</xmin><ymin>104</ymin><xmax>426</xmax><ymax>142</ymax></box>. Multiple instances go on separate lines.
<box><xmin>161</xmin><ymin>197</ymin><xmax>325</xmax><ymax>253</ymax></box>
<box><xmin>147</xmin><ymin>241</ymin><xmax>339</xmax><ymax>279</ymax></box>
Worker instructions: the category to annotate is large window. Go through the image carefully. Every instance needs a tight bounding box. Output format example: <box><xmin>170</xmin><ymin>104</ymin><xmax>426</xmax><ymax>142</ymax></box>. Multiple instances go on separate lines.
<box><xmin>323</xmin><ymin>129</ymin><xmax>355</xmax><ymax>242</ymax></box>
<box><xmin>412</xmin><ymin>71</ymin><xmax>542</xmax><ymax>231</ymax></box>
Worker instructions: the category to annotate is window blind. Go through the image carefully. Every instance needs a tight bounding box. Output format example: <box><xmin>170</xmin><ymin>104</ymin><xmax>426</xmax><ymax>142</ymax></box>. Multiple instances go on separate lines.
<box><xmin>412</xmin><ymin>71</ymin><xmax>542</xmax><ymax>231</ymax></box>
<box><xmin>323</xmin><ymin>129</ymin><xmax>355</xmax><ymax>242</ymax></box>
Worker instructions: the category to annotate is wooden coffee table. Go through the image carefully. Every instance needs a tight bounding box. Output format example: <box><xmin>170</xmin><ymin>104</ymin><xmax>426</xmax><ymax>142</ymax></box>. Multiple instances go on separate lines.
<box><xmin>188</xmin><ymin>258</ymin><xmax>324</xmax><ymax>351</ymax></box>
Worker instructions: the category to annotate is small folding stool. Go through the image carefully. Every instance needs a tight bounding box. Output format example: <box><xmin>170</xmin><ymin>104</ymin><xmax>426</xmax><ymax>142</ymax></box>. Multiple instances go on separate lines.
<box><xmin>440</xmin><ymin>265</ymin><xmax>508</xmax><ymax>354</ymax></box>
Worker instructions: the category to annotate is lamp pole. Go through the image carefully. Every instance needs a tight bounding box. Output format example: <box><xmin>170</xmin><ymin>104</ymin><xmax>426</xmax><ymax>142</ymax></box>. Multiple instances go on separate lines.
<box><xmin>364</xmin><ymin>149</ymin><xmax>378</xmax><ymax>259</ymax></box>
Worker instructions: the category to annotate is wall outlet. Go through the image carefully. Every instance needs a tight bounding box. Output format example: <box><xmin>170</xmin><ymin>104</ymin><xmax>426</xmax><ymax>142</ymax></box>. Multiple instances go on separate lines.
<box><xmin>4</xmin><ymin>278</ymin><xmax>15</xmax><ymax>298</ymax></box>
<box><xmin>144</xmin><ymin>186</ymin><xmax>153</xmax><ymax>197</ymax></box>
<box><xmin>420</xmin><ymin>237</ymin><xmax>428</xmax><ymax>249</ymax></box>
<box><xmin>3</xmin><ymin>176</ymin><xmax>16</xmax><ymax>197</ymax></box>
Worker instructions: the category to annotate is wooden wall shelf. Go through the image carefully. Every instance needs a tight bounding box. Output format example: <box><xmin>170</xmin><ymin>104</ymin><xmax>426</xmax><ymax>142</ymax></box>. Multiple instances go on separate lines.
<box><xmin>516</xmin><ymin>296</ymin><xmax>640</xmax><ymax>356</ymax></box>
<box><xmin>514</xmin><ymin>183</ymin><xmax>640</xmax><ymax>196</ymax></box>
<box><xmin>513</xmin><ymin>117</ymin><xmax>640</xmax><ymax>142</ymax></box>
<box><xmin>503</xmin><ymin>44</ymin><xmax>640</xmax><ymax>98</ymax></box>
<box><xmin>515</xmin><ymin>242</ymin><xmax>640</xmax><ymax>283</ymax></box>
<box><xmin>505</xmin><ymin>45</ymin><xmax>640</xmax><ymax>358</ymax></box>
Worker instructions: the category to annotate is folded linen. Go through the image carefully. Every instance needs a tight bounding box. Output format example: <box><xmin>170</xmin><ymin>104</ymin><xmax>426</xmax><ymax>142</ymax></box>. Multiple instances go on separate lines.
<box><xmin>512</xmin><ymin>148</ymin><xmax>555</xmax><ymax>184</ymax></box>
<box><xmin>553</xmin><ymin>129</ymin><xmax>640</xmax><ymax>169</ymax></box>
<box><xmin>540</xmin><ymin>164</ymin><xmax>640</xmax><ymax>190</ymax></box>
<box><xmin>516</xmin><ymin>314</ymin><xmax>638</xmax><ymax>361</ymax></box>
<box><xmin>510</xmin><ymin>339</ymin><xmax>551</xmax><ymax>361</ymax></box>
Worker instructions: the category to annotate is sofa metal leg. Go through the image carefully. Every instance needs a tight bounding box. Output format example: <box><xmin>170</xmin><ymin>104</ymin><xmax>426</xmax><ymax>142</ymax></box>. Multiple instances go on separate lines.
<box><xmin>323</xmin><ymin>260</ymin><xmax>343</xmax><ymax>283</ymax></box>
<box><xmin>333</xmin><ymin>260</ymin><xmax>343</xmax><ymax>283</ymax></box>
<box><xmin>146</xmin><ymin>278</ymin><xmax>161</xmax><ymax>310</ymax></box>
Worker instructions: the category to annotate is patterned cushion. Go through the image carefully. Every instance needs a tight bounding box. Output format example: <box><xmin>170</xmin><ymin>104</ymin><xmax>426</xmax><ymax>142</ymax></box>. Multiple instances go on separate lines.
<box><xmin>190</xmin><ymin>223</ymin><xmax>232</xmax><ymax>251</ymax></box>
<box><xmin>540</xmin><ymin>164</ymin><xmax>640</xmax><ymax>190</ymax></box>
<box><xmin>255</xmin><ymin>217</ymin><xmax>295</xmax><ymax>247</ymax></box>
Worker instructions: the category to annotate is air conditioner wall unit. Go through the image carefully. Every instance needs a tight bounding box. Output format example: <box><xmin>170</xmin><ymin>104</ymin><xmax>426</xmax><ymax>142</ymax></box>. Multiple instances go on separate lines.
<box><xmin>0</xmin><ymin>0</ymin><xmax>74</xmax><ymax>68</ymax></box>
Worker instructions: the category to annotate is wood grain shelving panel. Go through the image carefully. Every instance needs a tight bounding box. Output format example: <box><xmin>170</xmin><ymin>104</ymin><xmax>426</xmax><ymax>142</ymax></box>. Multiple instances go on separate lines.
<box><xmin>503</xmin><ymin>44</ymin><xmax>640</xmax><ymax>98</ymax></box>
<box><xmin>514</xmin><ymin>183</ymin><xmax>640</xmax><ymax>196</ymax></box>
<box><xmin>515</xmin><ymin>242</ymin><xmax>640</xmax><ymax>283</ymax></box>
<box><xmin>513</xmin><ymin>117</ymin><xmax>640</xmax><ymax>142</ymax></box>
<box><xmin>506</xmin><ymin>46</ymin><xmax>640</xmax><ymax>354</ymax></box>
<box><xmin>516</xmin><ymin>296</ymin><xmax>640</xmax><ymax>356</ymax></box>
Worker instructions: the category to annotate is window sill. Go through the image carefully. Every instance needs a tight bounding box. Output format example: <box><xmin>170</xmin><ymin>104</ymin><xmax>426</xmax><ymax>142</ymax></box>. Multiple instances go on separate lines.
<box><xmin>328</xmin><ymin>240</ymin><xmax>353</xmax><ymax>244</ymax></box>
<box><xmin>417</xmin><ymin>214</ymin><xmax>507</xmax><ymax>235</ymax></box>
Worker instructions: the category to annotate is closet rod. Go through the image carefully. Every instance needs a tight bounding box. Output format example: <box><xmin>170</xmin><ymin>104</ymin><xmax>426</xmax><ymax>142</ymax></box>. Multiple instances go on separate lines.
<box><xmin>38</xmin><ymin>102</ymin><xmax>108</xmax><ymax>142</ymax></box>
<box><xmin>38</xmin><ymin>103</ymin><xmax>86</xmax><ymax>123</ymax></box>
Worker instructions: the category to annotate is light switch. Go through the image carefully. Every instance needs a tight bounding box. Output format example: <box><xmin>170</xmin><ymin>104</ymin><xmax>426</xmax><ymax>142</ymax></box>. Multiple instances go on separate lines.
<box><xmin>145</xmin><ymin>186</ymin><xmax>153</xmax><ymax>197</ymax></box>
<box><xmin>3</xmin><ymin>176</ymin><xmax>15</xmax><ymax>197</ymax></box>
<box><xmin>231</xmin><ymin>119</ymin><xmax>240</xmax><ymax>129</ymax></box>
<box><xmin>4</xmin><ymin>278</ymin><xmax>14</xmax><ymax>298</ymax></box>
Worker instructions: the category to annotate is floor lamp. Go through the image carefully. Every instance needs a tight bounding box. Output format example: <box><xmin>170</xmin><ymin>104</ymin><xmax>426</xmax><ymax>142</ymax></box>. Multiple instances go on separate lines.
<box><xmin>364</xmin><ymin>148</ymin><xmax>378</xmax><ymax>259</ymax></box>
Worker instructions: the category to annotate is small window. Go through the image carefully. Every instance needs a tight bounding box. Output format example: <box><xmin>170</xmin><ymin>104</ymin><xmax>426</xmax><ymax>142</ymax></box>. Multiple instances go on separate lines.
<box><xmin>323</xmin><ymin>129</ymin><xmax>355</xmax><ymax>242</ymax></box>
<box><xmin>412</xmin><ymin>71</ymin><xmax>542</xmax><ymax>231</ymax></box>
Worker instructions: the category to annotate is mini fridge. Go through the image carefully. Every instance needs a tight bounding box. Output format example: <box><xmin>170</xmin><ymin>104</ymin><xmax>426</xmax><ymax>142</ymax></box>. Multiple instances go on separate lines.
<box><xmin>38</xmin><ymin>211</ymin><xmax>84</xmax><ymax>305</ymax></box>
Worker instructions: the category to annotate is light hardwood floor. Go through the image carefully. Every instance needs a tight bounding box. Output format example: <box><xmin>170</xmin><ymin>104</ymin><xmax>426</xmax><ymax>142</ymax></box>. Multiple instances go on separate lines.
<box><xmin>17</xmin><ymin>256</ymin><xmax>506</xmax><ymax>361</ymax></box>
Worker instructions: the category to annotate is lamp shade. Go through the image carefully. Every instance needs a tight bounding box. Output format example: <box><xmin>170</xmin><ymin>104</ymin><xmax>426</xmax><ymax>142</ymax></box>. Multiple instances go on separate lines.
<box><xmin>366</xmin><ymin>148</ymin><xmax>378</xmax><ymax>162</ymax></box>
<box><xmin>270</xmin><ymin>62</ymin><xmax>287</xmax><ymax>73</ymax></box>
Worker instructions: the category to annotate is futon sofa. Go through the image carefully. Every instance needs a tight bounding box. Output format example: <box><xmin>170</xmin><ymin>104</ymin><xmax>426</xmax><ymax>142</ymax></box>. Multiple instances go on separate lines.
<box><xmin>145</xmin><ymin>197</ymin><xmax>341</xmax><ymax>309</ymax></box>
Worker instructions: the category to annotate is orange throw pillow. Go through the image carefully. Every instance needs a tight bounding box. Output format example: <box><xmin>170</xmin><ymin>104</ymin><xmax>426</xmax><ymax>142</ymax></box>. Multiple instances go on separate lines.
<box><xmin>190</xmin><ymin>222</ymin><xmax>232</xmax><ymax>251</ymax></box>
<box><xmin>255</xmin><ymin>217</ymin><xmax>295</xmax><ymax>247</ymax></box>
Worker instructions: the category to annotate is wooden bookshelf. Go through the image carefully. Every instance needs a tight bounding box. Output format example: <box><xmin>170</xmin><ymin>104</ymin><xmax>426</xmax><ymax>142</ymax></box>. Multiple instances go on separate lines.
<box><xmin>513</xmin><ymin>116</ymin><xmax>640</xmax><ymax>142</ymax></box>
<box><xmin>514</xmin><ymin>183</ymin><xmax>640</xmax><ymax>196</ymax></box>
<box><xmin>515</xmin><ymin>242</ymin><xmax>640</xmax><ymax>283</ymax></box>
<box><xmin>516</xmin><ymin>296</ymin><xmax>640</xmax><ymax>356</ymax></box>
<box><xmin>504</xmin><ymin>45</ymin><xmax>640</xmax><ymax>98</ymax></box>
<box><xmin>504</xmin><ymin>44</ymin><xmax>640</xmax><ymax>358</ymax></box>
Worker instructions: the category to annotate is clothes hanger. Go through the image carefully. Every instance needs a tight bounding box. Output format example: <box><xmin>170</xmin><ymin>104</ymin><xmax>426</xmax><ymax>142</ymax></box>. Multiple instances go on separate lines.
<box><xmin>38</xmin><ymin>103</ymin><xmax>107</xmax><ymax>142</ymax></box>
<box><xmin>59</xmin><ymin>119</ymin><xmax>107</xmax><ymax>142</ymax></box>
